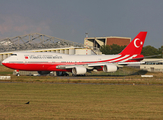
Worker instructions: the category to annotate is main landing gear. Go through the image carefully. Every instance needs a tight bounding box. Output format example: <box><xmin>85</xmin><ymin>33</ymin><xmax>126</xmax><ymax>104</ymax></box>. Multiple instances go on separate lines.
<box><xmin>16</xmin><ymin>73</ymin><xmax>20</xmax><ymax>76</ymax></box>
<box><xmin>15</xmin><ymin>70</ymin><xmax>20</xmax><ymax>76</ymax></box>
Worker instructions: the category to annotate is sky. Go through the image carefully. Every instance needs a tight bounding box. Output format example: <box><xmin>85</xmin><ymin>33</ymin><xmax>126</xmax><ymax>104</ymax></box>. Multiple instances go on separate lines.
<box><xmin>0</xmin><ymin>0</ymin><xmax>163</xmax><ymax>48</ymax></box>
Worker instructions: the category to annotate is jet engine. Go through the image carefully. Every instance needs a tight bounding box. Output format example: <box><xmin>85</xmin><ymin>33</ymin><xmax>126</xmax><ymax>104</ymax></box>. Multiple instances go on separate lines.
<box><xmin>72</xmin><ymin>66</ymin><xmax>87</xmax><ymax>75</ymax></box>
<box><xmin>37</xmin><ymin>71</ymin><xmax>51</xmax><ymax>75</ymax></box>
<box><xmin>103</xmin><ymin>64</ymin><xmax>117</xmax><ymax>72</ymax></box>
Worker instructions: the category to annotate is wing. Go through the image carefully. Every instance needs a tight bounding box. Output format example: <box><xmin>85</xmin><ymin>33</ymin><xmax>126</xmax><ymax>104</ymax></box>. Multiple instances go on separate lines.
<box><xmin>56</xmin><ymin>62</ymin><xmax>109</xmax><ymax>69</ymax></box>
<box><xmin>56</xmin><ymin>61</ymin><xmax>147</xmax><ymax>75</ymax></box>
<box><xmin>56</xmin><ymin>62</ymin><xmax>118</xmax><ymax>74</ymax></box>
<box><xmin>56</xmin><ymin>61</ymin><xmax>146</xmax><ymax>69</ymax></box>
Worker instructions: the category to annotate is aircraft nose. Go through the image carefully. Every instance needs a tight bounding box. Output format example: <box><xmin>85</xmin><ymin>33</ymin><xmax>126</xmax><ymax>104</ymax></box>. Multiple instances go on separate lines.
<box><xmin>2</xmin><ymin>59</ymin><xmax>7</xmax><ymax>65</ymax></box>
<box><xmin>2</xmin><ymin>60</ymin><xmax>5</xmax><ymax>65</ymax></box>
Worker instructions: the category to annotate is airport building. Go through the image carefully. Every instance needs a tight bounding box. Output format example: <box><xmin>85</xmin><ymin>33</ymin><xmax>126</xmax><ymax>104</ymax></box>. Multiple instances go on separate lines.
<box><xmin>140</xmin><ymin>59</ymin><xmax>163</xmax><ymax>72</ymax></box>
<box><xmin>84</xmin><ymin>36</ymin><xmax>131</xmax><ymax>48</ymax></box>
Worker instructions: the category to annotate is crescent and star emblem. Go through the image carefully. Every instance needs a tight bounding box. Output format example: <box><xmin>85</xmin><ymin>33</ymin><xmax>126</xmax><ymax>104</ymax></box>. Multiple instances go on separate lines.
<box><xmin>134</xmin><ymin>38</ymin><xmax>143</xmax><ymax>48</ymax></box>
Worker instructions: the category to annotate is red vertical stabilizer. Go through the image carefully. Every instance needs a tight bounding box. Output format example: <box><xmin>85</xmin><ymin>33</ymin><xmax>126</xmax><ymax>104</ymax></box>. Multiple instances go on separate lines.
<box><xmin>119</xmin><ymin>31</ymin><xmax>147</xmax><ymax>55</ymax></box>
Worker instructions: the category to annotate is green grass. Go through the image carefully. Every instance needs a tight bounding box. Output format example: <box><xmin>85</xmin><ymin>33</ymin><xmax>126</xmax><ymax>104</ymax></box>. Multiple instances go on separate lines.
<box><xmin>0</xmin><ymin>65</ymin><xmax>163</xmax><ymax>119</ymax></box>
<box><xmin>1</xmin><ymin>74</ymin><xmax>162</xmax><ymax>85</ymax></box>
<box><xmin>0</xmin><ymin>83</ymin><xmax>163</xmax><ymax>120</ymax></box>
<box><xmin>0</xmin><ymin>71</ymin><xmax>13</xmax><ymax>75</ymax></box>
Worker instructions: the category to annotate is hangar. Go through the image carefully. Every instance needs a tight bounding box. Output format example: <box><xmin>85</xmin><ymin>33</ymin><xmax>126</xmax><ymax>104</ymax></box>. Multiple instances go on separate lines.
<box><xmin>0</xmin><ymin>33</ymin><xmax>102</xmax><ymax>64</ymax></box>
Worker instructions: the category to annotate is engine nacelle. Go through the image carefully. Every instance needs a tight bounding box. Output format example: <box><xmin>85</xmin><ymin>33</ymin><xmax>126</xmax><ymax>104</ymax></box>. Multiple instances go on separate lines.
<box><xmin>38</xmin><ymin>71</ymin><xmax>51</xmax><ymax>75</ymax></box>
<box><xmin>103</xmin><ymin>64</ymin><xmax>117</xmax><ymax>72</ymax></box>
<box><xmin>72</xmin><ymin>66</ymin><xmax>87</xmax><ymax>75</ymax></box>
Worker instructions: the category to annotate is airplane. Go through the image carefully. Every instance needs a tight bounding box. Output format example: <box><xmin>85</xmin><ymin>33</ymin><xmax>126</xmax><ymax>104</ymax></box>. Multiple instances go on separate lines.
<box><xmin>2</xmin><ymin>31</ymin><xmax>147</xmax><ymax>76</ymax></box>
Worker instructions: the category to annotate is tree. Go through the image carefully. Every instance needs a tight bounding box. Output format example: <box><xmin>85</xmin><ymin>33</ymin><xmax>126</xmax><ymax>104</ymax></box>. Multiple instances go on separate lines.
<box><xmin>158</xmin><ymin>46</ymin><xmax>163</xmax><ymax>58</ymax></box>
<box><xmin>100</xmin><ymin>45</ymin><xmax>111</xmax><ymax>54</ymax></box>
<box><xmin>100</xmin><ymin>44</ymin><xmax>126</xmax><ymax>55</ymax></box>
<box><xmin>100</xmin><ymin>44</ymin><xmax>163</xmax><ymax>58</ymax></box>
<box><xmin>141</xmin><ymin>45</ymin><xmax>162</xmax><ymax>57</ymax></box>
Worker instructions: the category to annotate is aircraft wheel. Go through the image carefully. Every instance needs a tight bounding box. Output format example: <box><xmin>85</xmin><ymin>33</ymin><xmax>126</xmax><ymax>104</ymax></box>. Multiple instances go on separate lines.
<box><xmin>16</xmin><ymin>73</ymin><xmax>20</xmax><ymax>76</ymax></box>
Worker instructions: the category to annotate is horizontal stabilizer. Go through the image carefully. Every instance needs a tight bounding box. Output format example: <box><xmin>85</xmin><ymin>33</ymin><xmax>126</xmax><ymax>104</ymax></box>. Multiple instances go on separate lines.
<box><xmin>129</xmin><ymin>57</ymin><xmax>144</xmax><ymax>61</ymax></box>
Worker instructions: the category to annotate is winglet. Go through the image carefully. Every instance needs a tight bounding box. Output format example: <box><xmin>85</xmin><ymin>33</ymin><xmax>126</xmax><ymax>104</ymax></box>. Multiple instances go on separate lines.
<box><xmin>119</xmin><ymin>31</ymin><xmax>147</xmax><ymax>55</ymax></box>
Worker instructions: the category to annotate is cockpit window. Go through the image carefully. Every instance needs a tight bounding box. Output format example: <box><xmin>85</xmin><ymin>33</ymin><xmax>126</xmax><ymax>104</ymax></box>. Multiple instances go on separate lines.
<box><xmin>11</xmin><ymin>54</ymin><xmax>17</xmax><ymax>56</ymax></box>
